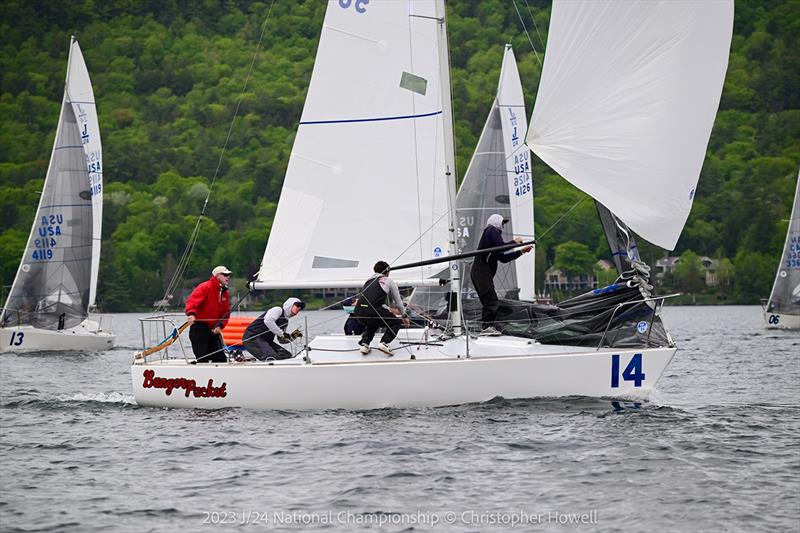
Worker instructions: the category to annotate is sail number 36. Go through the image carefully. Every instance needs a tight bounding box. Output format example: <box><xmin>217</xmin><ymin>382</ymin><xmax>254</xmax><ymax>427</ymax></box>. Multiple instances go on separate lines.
<box><xmin>611</xmin><ymin>353</ymin><xmax>645</xmax><ymax>388</ymax></box>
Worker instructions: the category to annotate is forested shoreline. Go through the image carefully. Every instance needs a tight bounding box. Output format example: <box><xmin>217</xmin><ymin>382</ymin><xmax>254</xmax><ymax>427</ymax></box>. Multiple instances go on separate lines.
<box><xmin>1</xmin><ymin>0</ymin><xmax>798</xmax><ymax>310</ymax></box>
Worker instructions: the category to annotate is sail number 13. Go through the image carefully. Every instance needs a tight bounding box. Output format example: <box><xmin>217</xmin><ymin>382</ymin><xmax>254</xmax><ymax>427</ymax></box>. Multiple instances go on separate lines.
<box><xmin>611</xmin><ymin>353</ymin><xmax>645</xmax><ymax>388</ymax></box>
<box><xmin>8</xmin><ymin>332</ymin><xmax>24</xmax><ymax>346</ymax></box>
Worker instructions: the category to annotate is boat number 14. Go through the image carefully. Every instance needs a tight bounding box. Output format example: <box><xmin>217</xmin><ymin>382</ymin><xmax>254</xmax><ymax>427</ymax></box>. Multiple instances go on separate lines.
<box><xmin>611</xmin><ymin>353</ymin><xmax>645</xmax><ymax>388</ymax></box>
<box><xmin>8</xmin><ymin>332</ymin><xmax>24</xmax><ymax>346</ymax></box>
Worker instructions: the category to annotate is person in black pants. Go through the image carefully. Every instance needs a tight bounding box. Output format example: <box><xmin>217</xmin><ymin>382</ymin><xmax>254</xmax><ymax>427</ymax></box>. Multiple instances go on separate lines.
<box><xmin>354</xmin><ymin>261</ymin><xmax>410</xmax><ymax>356</ymax></box>
<box><xmin>185</xmin><ymin>266</ymin><xmax>232</xmax><ymax>363</ymax></box>
<box><xmin>470</xmin><ymin>214</ymin><xmax>532</xmax><ymax>336</ymax></box>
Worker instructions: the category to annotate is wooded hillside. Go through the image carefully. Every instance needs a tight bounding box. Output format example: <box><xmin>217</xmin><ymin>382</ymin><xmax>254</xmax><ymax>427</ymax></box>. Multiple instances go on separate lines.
<box><xmin>1</xmin><ymin>0</ymin><xmax>797</xmax><ymax>309</ymax></box>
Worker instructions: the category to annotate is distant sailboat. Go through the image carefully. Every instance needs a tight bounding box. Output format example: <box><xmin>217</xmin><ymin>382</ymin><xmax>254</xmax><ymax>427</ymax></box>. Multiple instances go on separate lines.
<box><xmin>0</xmin><ymin>37</ymin><xmax>115</xmax><ymax>353</ymax></box>
<box><xmin>763</xmin><ymin>170</ymin><xmax>800</xmax><ymax>329</ymax></box>
<box><xmin>132</xmin><ymin>0</ymin><xmax>733</xmax><ymax>410</ymax></box>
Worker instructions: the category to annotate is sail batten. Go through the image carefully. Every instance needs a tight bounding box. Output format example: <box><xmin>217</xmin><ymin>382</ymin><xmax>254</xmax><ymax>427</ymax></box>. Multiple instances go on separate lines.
<box><xmin>527</xmin><ymin>0</ymin><xmax>734</xmax><ymax>250</ymax></box>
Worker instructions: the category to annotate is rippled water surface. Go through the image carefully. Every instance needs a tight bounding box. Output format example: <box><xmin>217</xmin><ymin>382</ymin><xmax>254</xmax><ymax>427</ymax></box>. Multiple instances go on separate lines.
<box><xmin>1</xmin><ymin>306</ymin><xmax>798</xmax><ymax>532</ymax></box>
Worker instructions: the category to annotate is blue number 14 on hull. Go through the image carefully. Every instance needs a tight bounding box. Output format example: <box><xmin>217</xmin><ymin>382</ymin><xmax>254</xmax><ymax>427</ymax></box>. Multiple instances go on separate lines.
<box><xmin>611</xmin><ymin>353</ymin><xmax>645</xmax><ymax>388</ymax></box>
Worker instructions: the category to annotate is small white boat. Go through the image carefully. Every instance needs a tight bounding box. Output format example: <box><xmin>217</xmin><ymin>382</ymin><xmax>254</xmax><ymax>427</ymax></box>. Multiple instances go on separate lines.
<box><xmin>132</xmin><ymin>0</ymin><xmax>733</xmax><ymax>410</ymax></box>
<box><xmin>0</xmin><ymin>37</ymin><xmax>115</xmax><ymax>353</ymax></box>
<box><xmin>763</xmin><ymin>169</ymin><xmax>800</xmax><ymax>329</ymax></box>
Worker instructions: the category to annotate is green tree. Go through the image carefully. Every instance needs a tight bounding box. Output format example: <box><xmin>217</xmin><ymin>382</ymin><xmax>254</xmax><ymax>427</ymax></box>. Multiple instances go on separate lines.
<box><xmin>673</xmin><ymin>250</ymin><xmax>705</xmax><ymax>294</ymax></box>
<box><xmin>553</xmin><ymin>241</ymin><xmax>595</xmax><ymax>277</ymax></box>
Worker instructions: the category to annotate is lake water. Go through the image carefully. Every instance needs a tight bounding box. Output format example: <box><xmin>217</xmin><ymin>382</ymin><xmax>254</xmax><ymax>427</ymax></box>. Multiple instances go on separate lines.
<box><xmin>0</xmin><ymin>306</ymin><xmax>798</xmax><ymax>532</ymax></box>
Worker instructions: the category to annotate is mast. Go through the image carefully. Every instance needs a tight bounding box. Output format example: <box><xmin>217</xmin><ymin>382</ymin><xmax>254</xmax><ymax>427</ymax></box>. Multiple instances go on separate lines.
<box><xmin>434</xmin><ymin>0</ymin><xmax>461</xmax><ymax>334</ymax></box>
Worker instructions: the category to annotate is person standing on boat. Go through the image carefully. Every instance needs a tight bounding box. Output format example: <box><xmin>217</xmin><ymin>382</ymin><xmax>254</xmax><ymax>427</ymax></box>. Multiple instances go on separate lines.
<box><xmin>243</xmin><ymin>297</ymin><xmax>305</xmax><ymax>361</ymax></box>
<box><xmin>355</xmin><ymin>261</ymin><xmax>411</xmax><ymax>356</ymax></box>
<box><xmin>471</xmin><ymin>214</ymin><xmax>532</xmax><ymax>336</ymax></box>
<box><xmin>185</xmin><ymin>266</ymin><xmax>232</xmax><ymax>363</ymax></box>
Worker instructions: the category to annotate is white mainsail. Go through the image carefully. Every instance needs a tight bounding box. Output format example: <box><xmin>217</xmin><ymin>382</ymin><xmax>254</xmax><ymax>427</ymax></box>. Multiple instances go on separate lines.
<box><xmin>498</xmin><ymin>45</ymin><xmax>534</xmax><ymax>299</ymax></box>
<box><xmin>526</xmin><ymin>0</ymin><xmax>734</xmax><ymax>251</ymax></box>
<box><xmin>411</xmin><ymin>44</ymin><xmax>532</xmax><ymax>314</ymax></box>
<box><xmin>66</xmin><ymin>38</ymin><xmax>103</xmax><ymax>307</ymax></box>
<box><xmin>255</xmin><ymin>0</ymin><xmax>452</xmax><ymax>289</ymax></box>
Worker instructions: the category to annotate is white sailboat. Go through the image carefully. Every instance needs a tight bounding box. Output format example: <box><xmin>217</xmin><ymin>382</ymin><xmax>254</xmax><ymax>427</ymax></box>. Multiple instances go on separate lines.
<box><xmin>763</xmin><ymin>169</ymin><xmax>800</xmax><ymax>329</ymax></box>
<box><xmin>0</xmin><ymin>37</ymin><xmax>115</xmax><ymax>353</ymax></box>
<box><xmin>132</xmin><ymin>0</ymin><xmax>733</xmax><ymax>410</ymax></box>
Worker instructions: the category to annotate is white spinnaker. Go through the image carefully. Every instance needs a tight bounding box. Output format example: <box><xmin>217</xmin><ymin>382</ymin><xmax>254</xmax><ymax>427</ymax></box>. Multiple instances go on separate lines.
<box><xmin>527</xmin><ymin>0</ymin><xmax>734</xmax><ymax>250</ymax></box>
<box><xmin>66</xmin><ymin>38</ymin><xmax>103</xmax><ymax>308</ymax></box>
<box><xmin>256</xmin><ymin>0</ymin><xmax>450</xmax><ymax>288</ymax></box>
<box><xmin>498</xmin><ymin>45</ymin><xmax>534</xmax><ymax>300</ymax></box>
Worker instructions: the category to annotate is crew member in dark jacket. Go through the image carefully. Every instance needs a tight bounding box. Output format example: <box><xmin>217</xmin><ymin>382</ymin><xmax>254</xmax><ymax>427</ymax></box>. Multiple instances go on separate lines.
<box><xmin>185</xmin><ymin>265</ymin><xmax>232</xmax><ymax>362</ymax></box>
<box><xmin>354</xmin><ymin>261</ymin><xmax>410</xmax><ymax>356</ymax></box>
<box><xmin>243</xmin><ymin>297</ymin><xmax>305</xmax><ymax>360</ymax></box>
<box><xmin>470</xmin><ymin>214</ymin><xmax>532</xmax><ymax>336</ymax></box>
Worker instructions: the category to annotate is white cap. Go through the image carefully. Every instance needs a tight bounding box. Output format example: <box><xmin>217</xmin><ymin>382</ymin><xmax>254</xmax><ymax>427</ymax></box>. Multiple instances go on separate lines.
<box><xmin>212</xmin><ymin>265</ymin><xmax>232</xmax><ymax>276</ymax></box>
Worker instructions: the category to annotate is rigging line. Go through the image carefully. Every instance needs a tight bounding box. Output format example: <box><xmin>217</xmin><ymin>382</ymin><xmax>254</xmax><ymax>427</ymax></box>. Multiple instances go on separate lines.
<box><xmin>521</xmin><ymin>0</ymin><xmax>547</xmax><ymax>55</ymax></box>
<box><xmin>512</xmin><ymin>0</ymin><xmax>542</xmax><ymax>67</ymax></box>
<box><xmin>537</xmin><ymin>196</ymin><xmax>588</xmax><ymax>242</ymax></box>
<box><xmin>155</xmin><ymin>0</ymin><xmax>278</xmax><ymax>309</ymax></box>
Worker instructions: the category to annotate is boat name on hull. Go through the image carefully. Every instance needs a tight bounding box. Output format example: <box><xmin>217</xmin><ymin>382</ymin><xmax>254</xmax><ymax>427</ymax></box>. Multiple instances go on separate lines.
<box><xmin>141</xmin><ymin>369</ymin><xmax>227</xmax><ymax>398</ymax></box>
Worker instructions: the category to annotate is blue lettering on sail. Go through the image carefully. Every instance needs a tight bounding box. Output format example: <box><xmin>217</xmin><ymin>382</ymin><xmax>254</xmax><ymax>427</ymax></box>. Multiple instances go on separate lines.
<box><xmin>339</xmin><ymin>0</ymin><xmax>369</xmax><ymax>14</ymax></box>
<box><xmin>788</xmin><ymin>235</ymin><xmax>800</xmax><ymax>269</ymax></box>
<box><xmin>33</xmin><ymin>212</ymin><xmax>63</xmax><ymax>259</ymax></box>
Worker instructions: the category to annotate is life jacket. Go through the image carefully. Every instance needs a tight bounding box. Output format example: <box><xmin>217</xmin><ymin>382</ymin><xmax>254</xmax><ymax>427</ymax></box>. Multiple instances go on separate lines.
<box><xmin>355</xmin><ymin>276</ymin><xmax>387</xmax><ymax>316</ymax></box>
<box><xmin>245</xmin><ymin>307</ymin><xmax>287</xmax><ymax>343</ymax></box>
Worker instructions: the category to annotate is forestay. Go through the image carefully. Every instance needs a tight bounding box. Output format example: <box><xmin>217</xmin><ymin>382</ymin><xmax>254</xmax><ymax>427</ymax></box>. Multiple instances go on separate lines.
<box><xmin>526</xmin><ymin>0</ymin><xmax>734</xmax><ymax>250</ymax></box>
<box><xmin>256</xmin><ymin>0</ymin><xmax>451</xmax><ymax>289</ymax></box>
<box><xmin>765</xmin><ymin>170</ymin><xmax>800</xmax><ymax>315</ymax></box>
<box><xmin>0</xmin><ymin>38</ymin><xmax>98</xmax><ymax>329</ymax></box>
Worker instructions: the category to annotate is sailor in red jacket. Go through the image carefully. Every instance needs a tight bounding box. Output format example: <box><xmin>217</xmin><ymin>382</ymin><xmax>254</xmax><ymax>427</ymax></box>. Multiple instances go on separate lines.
<box><xmin>185</xmin><ymin>266</ymin><xmax>232</xmax><ymax>363</ymax></box>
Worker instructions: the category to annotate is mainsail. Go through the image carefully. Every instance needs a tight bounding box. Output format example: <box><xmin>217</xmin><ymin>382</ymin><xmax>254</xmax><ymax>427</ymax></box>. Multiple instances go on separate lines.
<box><xmin>765</xmin><ymin>170</ymin><xmax>800</xmax><ymax>316</ymax></box>
<box><xmin>1</xmin><ymin>38</ymin><xmax>99</xmax><ymax>329</ymax></box>
<box><xmin>527</xmin><ymin>0</ymin><xmax>734</xmax><ymax>251</ymax></box>
<box><xmin>255</xmin><ymin>0</ymin><xmax>452</xmax><ymax>289</ymax></box>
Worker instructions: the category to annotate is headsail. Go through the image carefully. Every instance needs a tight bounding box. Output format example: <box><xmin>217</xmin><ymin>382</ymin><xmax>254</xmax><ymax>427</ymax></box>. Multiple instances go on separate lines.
<box><xmin>526</xmin><ymin>0</ymin><xmax>734</xmax><ymax>250</ymax></box>
<box><xmin>255</xmin><ymin>0</ymin><xmax>451</xmax><ymax>289</ymax></box>
<box><xmin>765</xmin><ymin>170</ymin><xmax>800</xmax><ymax>316</ymax></box>
<box><xmin>1</xmin><ymin>38</ymin><xmax>96</xmax><ymax>329</ymax></box>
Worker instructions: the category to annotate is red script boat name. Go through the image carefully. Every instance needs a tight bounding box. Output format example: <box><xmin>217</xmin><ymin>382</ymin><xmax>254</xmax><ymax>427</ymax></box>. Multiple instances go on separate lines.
<box><xmin>142</xmin><ymin>369</ymin><xmax>227</xmax><ymax>398</ymax></box>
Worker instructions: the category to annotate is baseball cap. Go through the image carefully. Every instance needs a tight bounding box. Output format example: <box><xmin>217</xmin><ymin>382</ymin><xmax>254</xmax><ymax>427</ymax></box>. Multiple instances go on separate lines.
<box><xmin>212</xmin><ymin>266</ymin><xmax>232</xmax><ymax>276</ymax></box>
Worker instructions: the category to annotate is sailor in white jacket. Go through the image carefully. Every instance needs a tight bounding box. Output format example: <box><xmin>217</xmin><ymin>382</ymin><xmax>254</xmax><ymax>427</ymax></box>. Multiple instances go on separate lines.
<box><xmin>243</xmin><ymin>297</ymin><xmax>305</xmax><ymax>360</ymax></box>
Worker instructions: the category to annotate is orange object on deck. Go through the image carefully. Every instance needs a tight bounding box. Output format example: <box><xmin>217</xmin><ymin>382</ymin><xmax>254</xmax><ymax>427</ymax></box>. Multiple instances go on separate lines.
<box><xmin>221</xmin><ymin>316</ymin><xmax>253</xmax><ymax>347</ymax></box>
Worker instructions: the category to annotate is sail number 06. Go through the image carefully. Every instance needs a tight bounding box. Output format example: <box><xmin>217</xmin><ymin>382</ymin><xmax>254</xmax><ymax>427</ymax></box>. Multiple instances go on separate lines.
<box><xmin>611</xmin><ymin>353</ymin><xmax>645</xmax><ymax>388</ymax></box>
